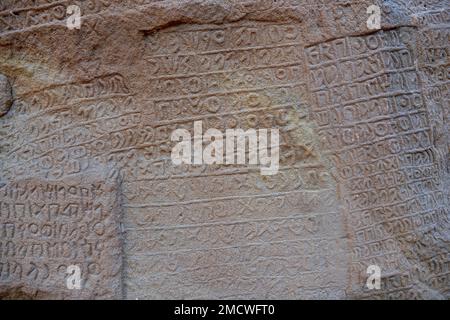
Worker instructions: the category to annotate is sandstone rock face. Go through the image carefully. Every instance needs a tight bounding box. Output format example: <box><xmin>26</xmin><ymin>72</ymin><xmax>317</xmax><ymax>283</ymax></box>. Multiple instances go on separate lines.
<box><xmin>0</xmin><ymin>0</ymin><xmax>449</xmax><ymax>299</ymax></box>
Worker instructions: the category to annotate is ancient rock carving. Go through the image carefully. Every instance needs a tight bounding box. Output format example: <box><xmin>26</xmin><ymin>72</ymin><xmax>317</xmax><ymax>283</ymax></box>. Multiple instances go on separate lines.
<box><xmin>0</xmin><ymin>172</ymin><xmax>124</xmax><ymax>299</ymax></box>
<box><xmin>0</xmin><ymin>0</ymin><xmax>448</xmax><ymax>299</ymax></box>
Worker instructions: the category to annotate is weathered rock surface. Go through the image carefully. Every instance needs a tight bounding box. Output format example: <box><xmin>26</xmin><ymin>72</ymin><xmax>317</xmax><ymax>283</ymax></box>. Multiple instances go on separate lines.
<box><xmin>0</xmin><ymin>74</ymin><xmax>12</xmax><ymax>117</ymax></box>
<box><xmin>0</xmin><ymin>0</ymin><xmax>448</xmax><ymax>299</ymax></box>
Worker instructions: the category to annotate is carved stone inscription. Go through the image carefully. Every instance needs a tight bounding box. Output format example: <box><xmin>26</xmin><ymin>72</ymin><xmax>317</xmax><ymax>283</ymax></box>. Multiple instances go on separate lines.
<box><xmin>305</xmin><ymin>27</ymin><xmax>449</xmax><ymax>299</ymax></box>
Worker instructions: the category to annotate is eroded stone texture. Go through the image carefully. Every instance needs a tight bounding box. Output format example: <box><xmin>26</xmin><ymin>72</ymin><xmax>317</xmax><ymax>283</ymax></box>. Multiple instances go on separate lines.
<box><xmin>0</xmin><ymin>0</ymin><xmax>448</xmax><ymax>299</ymax></box>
